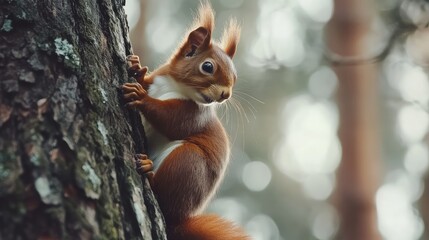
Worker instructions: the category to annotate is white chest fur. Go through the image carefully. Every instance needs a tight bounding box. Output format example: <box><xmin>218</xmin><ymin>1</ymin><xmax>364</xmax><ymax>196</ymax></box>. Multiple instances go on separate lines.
<box><xmin>142</xmin><ymin>75</ymin><xmax>189</xmax><ymax>169</ymax></box>
<box><xmin>147</xmin><ymin>75</ymin><xmax>190</xmax><ymax>101</ymax></box>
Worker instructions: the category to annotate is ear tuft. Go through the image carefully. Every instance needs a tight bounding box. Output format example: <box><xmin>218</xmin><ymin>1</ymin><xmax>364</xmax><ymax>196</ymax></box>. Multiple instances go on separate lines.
<box><xmin>221</xmin><ymin>18</ymin><xmax>241</xmax><ymax>58</ymax></box>
<box><xmin>178</xmin><ymin>1</ymin><xmax>215</xmax><ymax>58</ymax></box>
<box><xmin>192</xmin><ymin>1</ymin><xmax>215</xmax><ymax>35</ymax></box>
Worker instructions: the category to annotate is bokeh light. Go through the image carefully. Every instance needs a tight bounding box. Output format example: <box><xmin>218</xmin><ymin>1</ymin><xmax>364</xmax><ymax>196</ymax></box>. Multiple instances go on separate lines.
<box><xmin>242</xmin><ymin>161</ymin><xmax>272</xmax><ymax>192</ymax></box>
<box><xmin>124</xmin><ymin>0</ymin><xmax>141</xmax><ymax>29</ymax></box>
<box><xmin>404</xmin><ymin>143</ymin><xmax>429</xmax><ymax>176</ymax></box>
<box><xmin>146</xmin><ymin>16</ymin><xmax>182</xmax><ymax>54</ymax></box>
<box><xmin>124</xmin><ymin>1</ymin><xmax>429</xmax><ymax>239</ymax></box>
<box><xmin>298</xmin><ymin>0</ymin><xmax>333</xmax><ymax>23</ymax></box>
<box><xmin>208</xmin><ymin>197</ymin><xmax>248</xmax><ymax>224</ymax></box>
<box><xmin>302</xmin><ymin>174</ymin><xmax>334</xmax><ymax>201</ymax></box>
<box><xmin>246</xmin><ymin>214</ymin><xmax>281</xmax><ymax>240</ymax></box>
<box><xmin>274</xmin><ymin>95</ymin><xmax>340</xmax><ymax>179</ymax></box>
<box><xmin>249</xmin><ymin>2</ymin><xmax>304</xmax><ymax>68</ymax></box>
<box><xmin>397</xmin><ymin>105</ymin><xmax>429</xmax><ymax>144</ymax></box>
<box><xmin>387</xmin><ymin>62</ymin><xmax>429</xmax><ymax>106</ymax></box>
<box><xmin>308</xmin><ymin>66</ymin><xmax>338</xmax><ymax>99</ymax></box>
<box><xmin>311</xmin><ymin>204</ymin><xmax>338</xmax><ymax>240</ymax></box>
<box><xmin>376</xmin><ymin>174</ymin><xmax>424</xmax><ymax>240</ymax></box>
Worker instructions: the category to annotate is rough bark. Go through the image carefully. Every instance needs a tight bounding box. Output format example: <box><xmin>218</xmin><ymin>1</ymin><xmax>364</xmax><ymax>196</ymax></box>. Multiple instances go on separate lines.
<box><xmin>0</xmin><ymin>0</ymin><xmax>166</xmax><ymax>239</ymax></box>
<box><xmin>327</xmin><ymin>0</ymin><xmax>382</xmax><ymax>239</ymax></box>
<box><xmin>421</xmin><ymin>147</ymin><xmax>429</xmax><ymax>239</ymax></box>
<box><xmin>421</xmin><ymin>172</ymin><xmax>429</xmax><ymax>239</ymax></box>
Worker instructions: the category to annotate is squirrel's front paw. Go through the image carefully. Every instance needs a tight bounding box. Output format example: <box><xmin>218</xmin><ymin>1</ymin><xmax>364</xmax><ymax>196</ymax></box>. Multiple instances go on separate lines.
<box><xmin>134</xmin><ymin>154</ymin><xmax>154</xmax><ymax>176</ymax></box>
<box><xmin>122</xmin><ymin>82</ymin><xmax>147</xmax><ymax>108</ymax></box>
<box><xmin>127</xmin><ymin>55</ymin><xmax>147</xmax><ymax>82</ymax></box>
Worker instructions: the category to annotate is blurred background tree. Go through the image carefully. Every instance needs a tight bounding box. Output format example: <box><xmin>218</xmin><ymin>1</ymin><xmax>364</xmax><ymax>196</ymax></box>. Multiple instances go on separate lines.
<box><xmin>125</xmin><ymin>0</ymin><xmax>429</xmax><ymax>239</ymax></box>
<box><xmin>327</xmin><ymin>0</ymin><xmax>381</xmax><ymax>239</ymax></box>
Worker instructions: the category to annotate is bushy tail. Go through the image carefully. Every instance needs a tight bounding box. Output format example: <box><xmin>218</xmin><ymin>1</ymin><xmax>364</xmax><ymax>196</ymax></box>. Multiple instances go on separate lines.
<box><xmin>168</xmin><ymin>214</ymin><xmax>251</xmax><ymax>240</ymax></box>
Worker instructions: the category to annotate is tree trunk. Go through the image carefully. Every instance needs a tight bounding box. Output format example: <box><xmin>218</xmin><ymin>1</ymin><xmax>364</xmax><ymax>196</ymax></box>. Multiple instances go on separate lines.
<box><xmin>327</xmin><ymin>0</ymin><xmax>382</xmax><ymax>239</ymax></box>
<box><xmin>0</xmin><ymin>0</ymin><xmax>166</xmax><ymax>239</ymax></box>
<box><xmin>421</xmin><ymin>164</ymin><xmax>429</xmax><ymax>239</ymax></box>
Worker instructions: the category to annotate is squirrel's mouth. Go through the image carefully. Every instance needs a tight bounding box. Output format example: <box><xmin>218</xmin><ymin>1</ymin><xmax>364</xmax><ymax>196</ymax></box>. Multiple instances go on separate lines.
<box><xmin>200</xmin><ymin>93</ymin><xmax>214</xmax><ymax>104</ymax></box>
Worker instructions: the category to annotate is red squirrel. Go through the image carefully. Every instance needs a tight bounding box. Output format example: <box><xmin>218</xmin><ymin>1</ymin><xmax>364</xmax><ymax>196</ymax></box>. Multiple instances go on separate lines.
<box><xmin>121</xmin><ymin>2</ymin><xmax>250</xmax><ymax>240</ymax></box>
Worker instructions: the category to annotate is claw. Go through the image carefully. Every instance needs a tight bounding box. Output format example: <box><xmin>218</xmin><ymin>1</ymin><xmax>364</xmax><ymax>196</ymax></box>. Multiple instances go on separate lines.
<box><xmin>126</xmin><ymin>55</ymin><xmax>148</xmax><ymax>84</ymax></box>
<box><xmin>135</xmin><ymin>154</ymin><xmax>148</xmax><ymax>160</ymax></box>
<box><xmin>134</xmin><ymin>154</ymin><xmax>153</xmax><ymax>175</ymax></box>
<box><xmin>127</xmin><ymin>55</ymin><xmax>140</xmax><ymax>63</ymax></box>
<box><xmin>122</xmin><ymin>83</ymin><xmax>147</xmax><ymax>106</ymax></box>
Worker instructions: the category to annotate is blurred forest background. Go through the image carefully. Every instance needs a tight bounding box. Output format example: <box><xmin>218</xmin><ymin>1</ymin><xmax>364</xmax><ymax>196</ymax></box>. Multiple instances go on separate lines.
<box><xmin>125</xmin><ymin>0</ymin><xmax>429</xmax><ymax>239</ymax></box>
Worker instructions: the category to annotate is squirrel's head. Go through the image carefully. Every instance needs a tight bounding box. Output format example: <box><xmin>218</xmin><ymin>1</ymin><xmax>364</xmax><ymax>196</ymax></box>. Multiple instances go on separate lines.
<box><xmin>169</xmin><ymin>2</ymin><xmax>240</xmax><ymax>105</ymax></box>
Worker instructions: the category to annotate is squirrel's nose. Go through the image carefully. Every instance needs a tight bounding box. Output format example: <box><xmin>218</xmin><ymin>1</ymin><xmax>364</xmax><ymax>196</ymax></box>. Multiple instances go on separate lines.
<box><xmin>219</xmin><ymin>91</ymin><xmax>231</xmax><ymax>101</ymax></box>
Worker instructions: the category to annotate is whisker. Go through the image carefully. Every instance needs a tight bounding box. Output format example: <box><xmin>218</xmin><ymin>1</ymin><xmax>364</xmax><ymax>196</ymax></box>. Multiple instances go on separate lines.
<box><xmin>233</xmin><ymin>93</ymin><xmax>257</xmax><ymax>119</ymax></box>
<box><xmin>231</xmin><ymin>97</ymin><xmax>250</xmax><ymax>123</ymax></box>
<box><xmin>218</xmin><ymin>102</ymin><xmax>228</xmax><ymax>123</ymax></box>
<box><xmin>226</xmin><ymin>100</ymin><xmax>233</xmax><ymax>125</ymax></box>
<box><xmin>227</xmin><ymin>99</ymin><xmax>241</xmax><ymax>147</ymax></box>
<box><xmin>235</xmin><ymin>90</ymin><xmax>265</xmax><ymax>104</ymax></box>
<box><xmin>221</xmin><ymin>101</ymin><xmax>228</xmax><ymax>124</ymax></box>
<box><xmin>229</xmin><ymin>97</ymin><xmax>246</xmax><ymax>149</ymax></box>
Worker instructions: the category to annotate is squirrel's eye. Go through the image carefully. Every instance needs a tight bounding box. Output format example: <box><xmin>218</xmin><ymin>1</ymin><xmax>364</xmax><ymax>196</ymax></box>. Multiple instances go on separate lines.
<box><xmin>200</xmin><ymin>61</ymin><xmax>214</xmax><ymax>75</ymax></box>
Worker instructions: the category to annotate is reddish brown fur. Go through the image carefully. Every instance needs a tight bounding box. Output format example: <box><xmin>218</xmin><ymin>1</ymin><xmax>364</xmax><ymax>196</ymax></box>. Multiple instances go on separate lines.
<box><xmin>171</xmin><ymin>215</ymin><xmax>250</xmax><ymax>240</ymax></box>
<box><xmin>122</xmin><ymin>2</ymin><xmax>248</xmax><ymax>240</ymax></box>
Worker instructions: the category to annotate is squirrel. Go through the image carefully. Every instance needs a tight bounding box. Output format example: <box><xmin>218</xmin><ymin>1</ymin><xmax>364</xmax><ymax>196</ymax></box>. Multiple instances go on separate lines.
<box><xmin>122</xmin><ymin>2</ymin><xmax>250</xmax><ymax>240</ymax></box>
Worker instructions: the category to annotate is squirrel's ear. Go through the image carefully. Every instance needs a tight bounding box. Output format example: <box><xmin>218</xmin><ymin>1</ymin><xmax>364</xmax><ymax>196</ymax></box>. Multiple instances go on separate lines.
<box><xmin>184</xmin><ymin>27</ymin><xmax>211</xmax><ymax>57</ymax></box>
